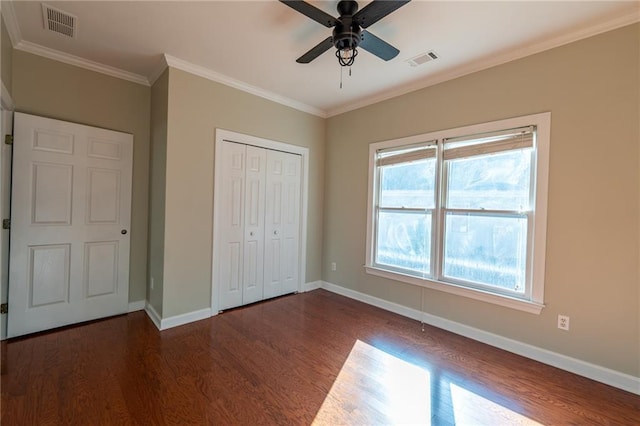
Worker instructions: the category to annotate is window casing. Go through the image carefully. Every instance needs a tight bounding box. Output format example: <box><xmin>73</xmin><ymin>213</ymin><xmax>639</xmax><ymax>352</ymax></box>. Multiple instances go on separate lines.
<box><xmin>365</xmin><ymin>113</ymin><xmax>550</xmax><ymax>314</ymax></box>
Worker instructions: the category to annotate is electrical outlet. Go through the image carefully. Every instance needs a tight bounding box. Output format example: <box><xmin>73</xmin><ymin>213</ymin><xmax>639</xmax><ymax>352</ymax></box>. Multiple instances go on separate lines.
<box><xmin>150</xmin><ymin>277</ymin><xmax>155</xmax><ymax>290</ymax></box>
<box><xmin>558</xmin><ymin>314</ymin><xmax>570</xmax><ymax>331</ymax></box>
<box><xmin>331</xmin><ymin>262</ymin><xmax>337</xmax><ymax>271</ymax></box>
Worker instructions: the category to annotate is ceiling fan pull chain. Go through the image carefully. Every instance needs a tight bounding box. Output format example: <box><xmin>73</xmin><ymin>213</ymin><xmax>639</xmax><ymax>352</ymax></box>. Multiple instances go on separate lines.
<box><xmin>340</xmin><ymin>66</ymin><xmax>343</xmax><ymax>89</ymax></box>
<box><xmin>349</xmin><ymin>66</ymin><xmax>352</xmax><ymax>77</ymax></box>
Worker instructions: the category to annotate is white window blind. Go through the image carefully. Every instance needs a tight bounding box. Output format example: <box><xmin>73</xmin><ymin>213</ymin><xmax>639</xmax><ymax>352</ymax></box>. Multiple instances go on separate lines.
<box><xmin>443</xmin><ymin>126</ymin><xmax>534</xmax><ymax>160</ymax></box>
<box><xmin>377</xmin><ymin>141</ymin><xmax>436</xmax><ymax>167</ymax></box>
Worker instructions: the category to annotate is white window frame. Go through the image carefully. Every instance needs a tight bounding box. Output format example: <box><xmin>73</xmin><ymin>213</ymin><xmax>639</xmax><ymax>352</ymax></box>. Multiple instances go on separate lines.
<box><xmin>365</xmin><ymin>113</ymin><xmax>550</xmax><ymax>314</ymax></box>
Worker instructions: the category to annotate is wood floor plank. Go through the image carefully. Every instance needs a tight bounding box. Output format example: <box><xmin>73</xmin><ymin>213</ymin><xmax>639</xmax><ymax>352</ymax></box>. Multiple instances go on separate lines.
<box><xmin>1</xmin><ymin>289</ymin><xmax>639</xmax><ymax>425</ymax></box>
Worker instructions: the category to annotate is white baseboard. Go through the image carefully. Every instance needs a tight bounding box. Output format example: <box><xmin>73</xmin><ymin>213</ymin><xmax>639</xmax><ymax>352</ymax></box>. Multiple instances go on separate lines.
<box><xmin>143</xmin><ymin>281</ymin><xmax>321</xmax><ymax>331</ymax></box>
<box><xmin>144</xmin><ymin>302</ymin><xmax>212</xmax><ymax>331</ymax></box>
<box><xmin>160</xmin><ymin>307</ymin><xmax>212</xmax><ymax>330</ymax></box>
<box><xmin>301</xmin><ymin>280</ymin><xmax>322</xmax><ymax>292</ymax></box>
<box><xmin>128</xmin><ymin>300</ymin><xmax>146</xmax><ymax>312</ymax></box>
<box><xmin>320</xmin><ymin>280</ymin><xmax>640</xmax><ymax>396</ymax></box>
<box><xmin>144</xmin><ymin>302</ymin><xmax>162</xmax><ymax>330</ymax></box>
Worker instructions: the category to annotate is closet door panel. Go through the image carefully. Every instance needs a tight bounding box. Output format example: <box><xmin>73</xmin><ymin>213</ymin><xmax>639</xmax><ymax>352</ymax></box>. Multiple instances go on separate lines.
<box><xmin>281</xmin><ymin>154</ymin><xmax>301</xmax><ymax>294</ymax></box>
<box><xmin>217</xmin><ymin>142</ymin><xmax>245</xmax><ymax>310</ymax></box>
<box><xmin>264</xmin><ymin>150</ymin><xmax>301</xmax><ymax>298</ymax></box>
<box><xmin>264</xmin><ymin>161</ymin><xmax>283</xmax><ymax>299</ymax></box>
<box><xmin>242</xmin><ymin>146</ymin><xmax>266</xmax><ymax>305</ymax></box>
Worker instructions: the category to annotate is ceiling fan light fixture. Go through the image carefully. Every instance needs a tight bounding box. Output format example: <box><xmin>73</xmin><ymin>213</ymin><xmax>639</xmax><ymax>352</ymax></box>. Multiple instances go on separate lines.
<box><xmin>336</xmin><ymin>46</ymin><xmax>358</xmax><ymax>67</ymax></box>
<box><xmin>332</xmin><ymin>17</ymin><xmax>361</xmax><ymax>67</ymax></box>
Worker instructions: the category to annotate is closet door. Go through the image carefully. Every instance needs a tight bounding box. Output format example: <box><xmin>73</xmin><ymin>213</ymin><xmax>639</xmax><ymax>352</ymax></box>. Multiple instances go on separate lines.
<box><xmin>217</xmin><ymin>141</ymin><xmax>246</xmax><ymax>310</ymax></box>
<box><xmin>242</xmin><ymin>146</ymin><xmax>266</xmax><ymax>305</ymax></box>
<box><xmin>264</xmin><ymin>150</ymin><xmax>302</xmax><ymax>299</ymax></box>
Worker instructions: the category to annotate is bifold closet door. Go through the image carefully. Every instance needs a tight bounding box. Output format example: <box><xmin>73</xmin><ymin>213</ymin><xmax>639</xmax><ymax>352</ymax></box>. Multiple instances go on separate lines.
<box><xmin>218</xmin><ymin>142</ymin><xmax>267</xmax><ymax>310</ymax></box>
<box><xmin>264</xmin><ymin>150</ymin><xmax>302</xmax><ymax>299</ymax></box>
<box><xmin>217</xmin><ymin>140</ymin><xmax>300</xmax><ymax>310</ymax></box>
<box><xmin>217</xmin><ymin>141</ymin><xmax>246</xmax><ymax>310</ymax></box>
<box><xmin>242</xmin><ymin>146</ymin><xmax>266</xmax><ymax>305</ymax></box>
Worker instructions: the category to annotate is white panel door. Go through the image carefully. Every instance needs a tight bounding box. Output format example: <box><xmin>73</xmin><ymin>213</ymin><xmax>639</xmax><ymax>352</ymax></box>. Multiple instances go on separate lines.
<box><xmin>242</xmin><ymin>146</ymin><xmax>266</xmax><ymax>305</ymax></box>
<box><xmin>264</xmin><ymin>150</ymin><xmax>301</xmax><ymax>299</ymax></box>
<box><xmin>8</xmin><ymin>112</ymin><xmax>133</xmax><ymax>337</ymax></box>
<box><xmin>217</xmin><ymin>141</ymin><xmax>246</xmax><ymax>310</ymax></box>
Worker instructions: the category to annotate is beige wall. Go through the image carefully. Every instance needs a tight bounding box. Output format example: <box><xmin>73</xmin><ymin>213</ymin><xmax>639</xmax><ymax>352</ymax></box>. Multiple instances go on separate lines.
<box><xmin>325</xmin><ymin>24</ymin><xmax>640</xmax><ymax>377</ymax></box>
<box><xmin>1</xmin><ymin>15</ymin><xmax>12</xmax><ymax>94</ymax></box>
<box><xmin>159</xmin><ymin>67</ymin><xmax>325</xmax><ymax>317</ymax></box>
<box><xmin>9</xmin><ymin>17</ymin><xmax>637</xmax><ymax>380</ymax></box>
<box><xmin>148</xmin><ymin>69</ymin><xmax>169</xmax><ymax>315</ymax></box>
<box><xmin>12</xmin><ymin>51</ymin><xmax>151</xmax><ymax>303</ymax></box>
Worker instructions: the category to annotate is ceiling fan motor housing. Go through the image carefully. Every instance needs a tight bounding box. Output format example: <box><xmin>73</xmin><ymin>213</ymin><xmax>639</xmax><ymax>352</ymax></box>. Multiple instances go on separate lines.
<box><xmin>333</xmin><ymin>20</ymin><xmax>362</xmax><ymax>50</ymax></box>
<box><xmin>333</xmin><ymin>0</ymin><xmax>362</xmax><ymax>50</ymax></box>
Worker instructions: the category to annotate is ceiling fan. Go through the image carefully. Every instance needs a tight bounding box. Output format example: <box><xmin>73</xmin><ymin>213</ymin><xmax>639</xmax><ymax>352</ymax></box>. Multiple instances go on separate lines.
<box><xmin>280</xmin><ymin>0</ymin><xmax>411</xmax><ymax>67</ymax></box>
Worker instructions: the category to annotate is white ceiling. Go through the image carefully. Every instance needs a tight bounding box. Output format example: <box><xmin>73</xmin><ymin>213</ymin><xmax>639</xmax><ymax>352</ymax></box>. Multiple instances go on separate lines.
<box><xmin>3</xmin><ymin>1</ymin><xmax>639</xmax><ymax>117</ymax></box>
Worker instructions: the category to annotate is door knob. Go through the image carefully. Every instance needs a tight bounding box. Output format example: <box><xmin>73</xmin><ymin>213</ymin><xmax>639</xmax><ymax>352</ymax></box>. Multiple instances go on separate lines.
<box><xmin>121</xmin><ymin>229</ymin><xmax>128</xmax><ymax>235</ymax></box>
<box><xmin>273</xmin><ymin>230</ymin><xmax>278</xmax><ymax>235</ymax></box>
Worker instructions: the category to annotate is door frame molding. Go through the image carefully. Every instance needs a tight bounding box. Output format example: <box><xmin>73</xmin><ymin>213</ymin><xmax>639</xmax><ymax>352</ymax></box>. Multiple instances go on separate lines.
<box><xmin>1</xmin><ymin>81</ymin><xmax>14</xmax><ymax>111</ymax></box>
<box><xmin>0</xmin><ymin>81</ymin><xmax>14</xmax><ymax>340</ymax></box>
<box><xmin>211</xmin><ymin>128</ymin><xmax>309</xmax><ymax>314</ymax></box>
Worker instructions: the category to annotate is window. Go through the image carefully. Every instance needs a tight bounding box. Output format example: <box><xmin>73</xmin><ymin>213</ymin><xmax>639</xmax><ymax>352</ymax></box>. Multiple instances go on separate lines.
<box><xmin>365</xmin><ymin>113</ymin><xmax>550</xmax><ymax>313</ymax></box>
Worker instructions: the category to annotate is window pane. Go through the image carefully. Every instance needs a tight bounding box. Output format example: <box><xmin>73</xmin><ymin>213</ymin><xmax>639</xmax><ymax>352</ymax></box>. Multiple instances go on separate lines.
<box><xmin>380</xmin><ymin>159</ymin><xmax>436</xmax><ymax>208</ymax></box>
<box><xmin>443</xmin><ymin>213</ymin><xmax>527</xmax><ymax>293</ymax></box>
<box><xmin>446</xmin><ymin>149</ymin><xmax>531</xmax><ymax>210</ymax></box>
<box><xmin>376</xmin><ymin>211</ymin><xmax>431</xmax><ymax>274</ymax></box>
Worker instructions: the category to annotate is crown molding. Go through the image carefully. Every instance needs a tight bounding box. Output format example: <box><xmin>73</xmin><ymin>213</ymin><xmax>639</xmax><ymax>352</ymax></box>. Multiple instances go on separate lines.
<box><xmin>1</xmin><ymin>0</ymin><xmax>21</xmax><ymax>46</ymax></box>
<box><xmin>148</xmin><ymin>55</ymin><xmax>169</xmax><ymax>86</ymax></box>
<box><xmin>163</xmin><ymin>54</ymin><xmax>326</xmax><ymax>118</ymax></box>
<box><xmin>326</xmin><ymin>8</ymin><xmax>640</xmax><ymax>117</ymax></box>
<box><xmin>14</xmin><ymin>40</ymin><xmax>150</xmax><ymax>86</ymax></box>
<box><xmin>2</xmin><ymin>1</ymin><xmax>149</xmax><ymax>86</ymax></box>
<box><xmin>3</xmin><ymin>0</ymin><xmax>316</xmax><ymax>116</ymax></box>
<box><xmin>4</xmin><ymin>1</ymin><xmax>636</xmax><ymax>118</ymax></box>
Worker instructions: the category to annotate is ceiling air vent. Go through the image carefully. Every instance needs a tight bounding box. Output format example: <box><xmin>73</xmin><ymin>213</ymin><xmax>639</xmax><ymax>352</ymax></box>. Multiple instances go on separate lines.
<box><xmin>42</xmin><ymin>4</ymin><xmax>77</xmax><ymax>38</ymax></box>
<box><xmin>406</xmin><ymin>51</ymin><xmax>438</xmax><ymax>67</ymax></box>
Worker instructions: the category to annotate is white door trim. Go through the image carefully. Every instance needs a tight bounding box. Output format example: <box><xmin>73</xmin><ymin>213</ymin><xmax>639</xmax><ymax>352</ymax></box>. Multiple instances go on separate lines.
<box><xmin>1</xmin><ymin>81</ymin><xmax>14</xmax><ymax>111</ymax></box>
<box><xmin>0</xmin><ymin>82</ymin><xmax>14</xmax><ymax>340</ymax></box>
<box><xmin>212</xmin><ymin>129</ymin><xmax>309</xmax><ymax>314</ymax></box>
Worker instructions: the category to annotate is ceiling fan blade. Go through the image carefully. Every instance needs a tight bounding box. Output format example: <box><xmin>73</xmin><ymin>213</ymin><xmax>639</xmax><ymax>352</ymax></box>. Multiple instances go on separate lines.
<box><xmin>359</xmin><ymin>30</ymin><xmax>400</xmax><ymax>61</ymax></box>
<box><xmin>280</xmin><ymin>0</ymin><xmax>338</xmax><ymax>28</ymax></box>
<box><xmin>353</xmin><ymin>0</ymin><xmax>411</xmax><ymax>29</ymax></box>
<box><xmin>296</xmin><ymin>36</ymin><xmax>334</xmax><ymax>63</ymax></box>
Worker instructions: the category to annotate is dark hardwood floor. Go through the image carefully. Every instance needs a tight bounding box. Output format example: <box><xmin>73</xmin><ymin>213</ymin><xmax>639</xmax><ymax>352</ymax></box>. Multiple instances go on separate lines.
<box><xmin>1</xmin><ymin>289</ymin><xmax>639</xmax><ymax>425</ymax></box>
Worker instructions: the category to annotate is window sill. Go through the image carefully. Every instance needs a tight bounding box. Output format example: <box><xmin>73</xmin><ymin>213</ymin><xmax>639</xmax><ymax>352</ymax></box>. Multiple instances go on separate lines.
<box><xmin>364</xmin><ymin>265</ymin><xmax>545</xmax><ymax>315</ymax></box>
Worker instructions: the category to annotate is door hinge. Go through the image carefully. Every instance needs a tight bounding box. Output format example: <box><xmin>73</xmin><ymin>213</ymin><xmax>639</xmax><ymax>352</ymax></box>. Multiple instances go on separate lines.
<box><xmin>0</xmin><ymin>304</ymin><xmax>7</xmax><ymax>314</ymax></box>
<box><xmin>4</xmin><ymin>134</ymin><xmax>12</xmax><ymax>145</ymax></box>
<box><xmin>2</xmin><ymin>219</ymin><xmax>9</xmax><ymax>230</ymax></box>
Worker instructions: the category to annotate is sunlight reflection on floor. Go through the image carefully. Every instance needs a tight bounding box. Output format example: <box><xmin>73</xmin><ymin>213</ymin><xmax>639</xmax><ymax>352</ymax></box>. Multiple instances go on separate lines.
<box><xmin>313</xmin><ymin>339</ymin><xmax>431</xmax><ymax>424</ymax></box>
<box><xmin>313</xmin><ymin>339</ymin><xmax>542</xmax><ymax>425</ymax></box>
<box><xmin>450</xmin><ymin>384</ymin><xmax>542</xmax><ymax>426</ymax></box>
